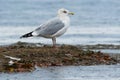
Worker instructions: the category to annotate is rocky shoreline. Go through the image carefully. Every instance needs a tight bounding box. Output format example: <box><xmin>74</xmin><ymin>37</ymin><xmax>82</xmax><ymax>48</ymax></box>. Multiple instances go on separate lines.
<box><xmin>0</xmin><ymin>42</ymin><xmax>119</xmax><ymax>72</ymax></box>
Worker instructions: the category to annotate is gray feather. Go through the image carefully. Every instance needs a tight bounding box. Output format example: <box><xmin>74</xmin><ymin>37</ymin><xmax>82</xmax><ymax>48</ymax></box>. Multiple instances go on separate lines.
<box><xmin>34</xmin><ymin>18</ymin><xmax>65</xmax><ymax>37</ymax></box>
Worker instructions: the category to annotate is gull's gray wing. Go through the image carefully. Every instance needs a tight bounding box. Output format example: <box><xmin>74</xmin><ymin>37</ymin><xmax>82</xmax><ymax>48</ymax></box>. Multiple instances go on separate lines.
<box><xmin>34</xmin><ymin>18</ymin><xmax>65</xmax><ymax>37</ymax></box>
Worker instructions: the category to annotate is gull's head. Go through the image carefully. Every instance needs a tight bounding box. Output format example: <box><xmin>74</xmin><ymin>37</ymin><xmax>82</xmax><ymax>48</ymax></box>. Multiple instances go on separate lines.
<box><xmin>58</xmin><ymin>8</ymin><xmax>74</xmax><ymax>16</ymax></box>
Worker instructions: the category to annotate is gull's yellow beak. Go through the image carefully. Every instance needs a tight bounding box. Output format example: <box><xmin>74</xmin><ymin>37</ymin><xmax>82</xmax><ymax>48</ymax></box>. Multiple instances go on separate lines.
<box><xmin>68</xmin><ymin>12</ymin><xmax>74</xmax><ymax>15</ymax></box>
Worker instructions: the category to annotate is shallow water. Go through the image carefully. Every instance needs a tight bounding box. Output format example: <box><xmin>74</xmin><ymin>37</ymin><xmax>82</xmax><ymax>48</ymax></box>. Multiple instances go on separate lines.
<box><xmin>0</xmin><ymin>0</ymin><xmax>120</xmax><ymax>45</ymax></box>
<box><xmin>0</xmin><ymin>65</ymin><xmax>120</xmax><ymax>80</ymax></box>
<box><xmin>0</xmin><ymin>26</ymin><xmax>120</xmax><ymax>46</ymax></box>
<box><xmin>92</xmin><ymin>49</ymin><xmax>120</xmax><ymax>54</ymax></box>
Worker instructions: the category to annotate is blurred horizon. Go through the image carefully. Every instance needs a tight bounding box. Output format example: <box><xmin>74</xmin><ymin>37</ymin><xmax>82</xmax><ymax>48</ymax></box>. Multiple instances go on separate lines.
<box><xmin>0</xmin><ymin>0</ymin><xmax>120</xmax><ymax>27</ymax></box>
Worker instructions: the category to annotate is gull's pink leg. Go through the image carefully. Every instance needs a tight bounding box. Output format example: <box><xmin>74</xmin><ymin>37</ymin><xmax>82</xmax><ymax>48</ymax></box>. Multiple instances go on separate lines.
<box><xmin>52</xmin><ymin>37</ymin><xmax>56</xmax><ymax>48</ymax></box>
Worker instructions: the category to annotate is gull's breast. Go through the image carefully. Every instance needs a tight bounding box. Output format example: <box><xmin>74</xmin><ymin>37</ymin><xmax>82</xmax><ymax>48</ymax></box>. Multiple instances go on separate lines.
<box><xmin>52</xmin><ymin>16</ymin><xmax>70</xmax><ymax>37</ymax></box>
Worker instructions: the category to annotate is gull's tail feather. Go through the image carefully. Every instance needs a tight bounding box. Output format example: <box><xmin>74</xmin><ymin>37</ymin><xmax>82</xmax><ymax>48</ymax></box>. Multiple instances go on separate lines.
<box><xmin>20</xmin><ymin>31</ymin><xmax>33</xmax><ymax>38</ymax></box>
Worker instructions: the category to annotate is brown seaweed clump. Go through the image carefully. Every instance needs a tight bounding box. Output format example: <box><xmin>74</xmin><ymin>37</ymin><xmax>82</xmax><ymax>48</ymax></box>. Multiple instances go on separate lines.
<box><xmin>3</xmin><ymin>61</ymin><xmax>35</xmax><ymax>72</ymax></box>
<box><xmin>0</xmin><ymin>42</ymin><xmax>119</xmax><ymax>72</ymax></box>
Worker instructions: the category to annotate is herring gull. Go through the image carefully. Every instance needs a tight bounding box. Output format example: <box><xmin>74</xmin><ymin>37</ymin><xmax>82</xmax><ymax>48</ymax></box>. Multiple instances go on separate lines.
<box><xmin>20</xmin><ymin>8</ymin><xmax>74</xmax><ymax>47</ymax></box>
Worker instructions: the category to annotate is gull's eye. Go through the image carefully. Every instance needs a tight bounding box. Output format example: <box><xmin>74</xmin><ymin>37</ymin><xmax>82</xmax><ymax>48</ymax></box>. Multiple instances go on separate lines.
<box><xmin>63</xmin><ymin>10</ymin><xmax>67</xmax><ymax>13</ymax></box>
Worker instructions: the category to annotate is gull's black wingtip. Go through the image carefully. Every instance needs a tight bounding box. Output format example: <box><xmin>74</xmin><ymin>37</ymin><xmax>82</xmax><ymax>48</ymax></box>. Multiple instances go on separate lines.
<box><xmin>20</xmin><ymin>32</ymin><xmax>33</xmax><ymax>39</ymax></box>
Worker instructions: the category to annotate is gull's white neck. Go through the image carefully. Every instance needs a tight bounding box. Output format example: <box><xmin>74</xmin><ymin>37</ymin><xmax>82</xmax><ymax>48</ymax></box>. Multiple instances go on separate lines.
<box><xmin>58</xmin><ymin>15</ymin><xmax>70</xmax><ymax>27</ymax></box>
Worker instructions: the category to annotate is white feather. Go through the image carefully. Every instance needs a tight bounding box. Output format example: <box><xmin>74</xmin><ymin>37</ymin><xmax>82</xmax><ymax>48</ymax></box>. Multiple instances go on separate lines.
<box><xmin>4</xmin><ymin>55</ymin><xmax>21</xmax><ymax>61</ymax></box>
<box><xmin>9</xmin><ymin>60</ymin><xmax>14</xmax><ymax>65</ymax></box>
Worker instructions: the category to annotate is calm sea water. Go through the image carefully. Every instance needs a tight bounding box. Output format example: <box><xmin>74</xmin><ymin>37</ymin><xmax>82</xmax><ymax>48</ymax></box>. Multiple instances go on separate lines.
<box><xmin>0</xmin><ymin>65</ymin><xmax>120</xmax><ymax>80</ymax></box>
<box><xmin>0</xmin><ymin>0</ymin><xmax>120</xmax><ymax>45</ymax></box>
